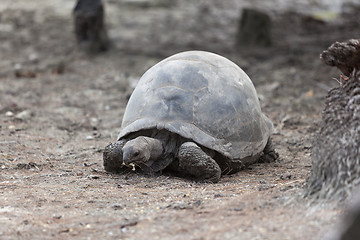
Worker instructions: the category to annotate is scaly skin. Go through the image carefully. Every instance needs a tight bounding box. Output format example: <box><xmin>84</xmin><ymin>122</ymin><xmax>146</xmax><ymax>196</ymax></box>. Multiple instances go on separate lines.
<box><xmin>103</xmin><ymin>140</ymin><xmax>127</xmax><ymax>173</ymax></box>
<box><xmin>177</xmin><ymin>142</ymin><xmax>221</xmax><ymax>183</ymax></box>
<box><xmin>103</xmin><ymin>136</ymin><xmax>222</xmax><ymax>182</ymax></box>
<box><xmin>122</xmin><ymin>136</ymin><xmax>163</xmax><ymax>167</ymax></box>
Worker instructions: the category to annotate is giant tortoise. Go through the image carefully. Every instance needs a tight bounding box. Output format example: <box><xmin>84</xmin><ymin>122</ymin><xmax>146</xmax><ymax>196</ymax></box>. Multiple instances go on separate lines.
<box><xmin>103</xmin><ymin>51</ymin><xmax>277</xmax><ymax>182</ymax></box>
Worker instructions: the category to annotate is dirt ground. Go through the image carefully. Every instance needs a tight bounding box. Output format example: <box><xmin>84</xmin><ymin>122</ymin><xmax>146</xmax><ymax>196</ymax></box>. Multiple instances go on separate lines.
<box><xmin>1</xmin><ymin>0</ymin><xmax>359</xmax><ymax>239</ymax></box>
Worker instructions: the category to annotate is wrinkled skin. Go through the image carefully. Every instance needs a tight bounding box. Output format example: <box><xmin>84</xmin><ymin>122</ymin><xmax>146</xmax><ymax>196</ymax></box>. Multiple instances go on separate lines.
<box><xmin>122</xmin><ymin>136</ymin><xmax>163</xmax><ymax>166</ymax></box>
<box><xmin>103</xmin><ymin>133</ymin><xmax>224</xmax><ymax>183</ymax></box>
<box><xmin>103</xmin><ymin>131</ymin><xmax>278</xmax><ymax>183</ymax></box>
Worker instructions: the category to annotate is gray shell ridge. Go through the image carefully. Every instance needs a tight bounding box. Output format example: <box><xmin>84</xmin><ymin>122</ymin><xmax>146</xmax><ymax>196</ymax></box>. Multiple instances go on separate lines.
<box><xmin>118</xmin><ymin>51</ymin><xmax>272</xmax><ymax>161</ymax></box>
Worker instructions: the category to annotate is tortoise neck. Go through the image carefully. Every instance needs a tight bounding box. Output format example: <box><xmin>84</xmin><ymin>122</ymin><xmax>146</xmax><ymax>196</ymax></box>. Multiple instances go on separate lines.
<box><xmin>142</xmin><ymin>136</ymin><xmax>163</xmax><ymax>160</ymax></box>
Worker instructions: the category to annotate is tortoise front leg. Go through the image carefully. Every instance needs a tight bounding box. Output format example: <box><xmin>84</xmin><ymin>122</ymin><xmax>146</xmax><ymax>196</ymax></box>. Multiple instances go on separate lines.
<box><xmin>177</xmin><ymin>142</ymin><xmax>221</xmax><ymax>183</ymax></box>
<box><xmin>103</xmin><ymin>139</ymin><xmax>128</xmax><ymax>172</ymax></box>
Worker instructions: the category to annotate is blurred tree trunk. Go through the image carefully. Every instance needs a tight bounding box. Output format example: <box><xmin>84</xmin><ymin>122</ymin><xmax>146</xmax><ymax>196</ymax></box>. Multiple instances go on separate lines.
<box><xmin>235</xmin><ymin>8</ymin><xmax>272</xmax><ymax>48</ymax></box>
<box><xmin>74</xmin><ymin>0</ymin><xmax>109</xmax><ymax>53</ymax></box>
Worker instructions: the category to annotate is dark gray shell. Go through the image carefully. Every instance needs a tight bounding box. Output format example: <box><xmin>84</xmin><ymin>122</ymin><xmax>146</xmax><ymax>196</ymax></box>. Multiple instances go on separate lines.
<box><xmin>118</xmin><ymin>51</ymin><xmax>273</xmax><ymax>161</ymax></box>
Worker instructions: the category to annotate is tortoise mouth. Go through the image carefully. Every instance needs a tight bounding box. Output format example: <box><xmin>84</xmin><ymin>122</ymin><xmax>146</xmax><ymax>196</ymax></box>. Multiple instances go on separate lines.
<box><xmin>118</xmin><ymin>118</ymin><xmax>271</xmax><ymax>161</ymax></box>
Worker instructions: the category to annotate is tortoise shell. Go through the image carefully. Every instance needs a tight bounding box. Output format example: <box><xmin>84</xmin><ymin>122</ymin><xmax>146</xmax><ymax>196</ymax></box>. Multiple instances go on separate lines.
<box><xmin>118</xmin><ymin>51</ymin><xmax>272</xmax><ymax>161</ymax></box>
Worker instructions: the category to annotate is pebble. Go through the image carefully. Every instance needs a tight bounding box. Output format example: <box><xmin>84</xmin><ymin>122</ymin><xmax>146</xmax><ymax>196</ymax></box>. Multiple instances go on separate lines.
<box><xmin>258</xmin><ymin>185</ymin><xmax>270</xmax><ymax>191</ymax></box>
<box><xmin>28</xmin><ymin>53</ymin><xmax>39</xmax><ymax>63</ymax></box>
<box><xmin>111</xmin><ymin>204</ymin><xmax>123</xmax><ymax>210</ymax></box>
<box><xmin>193</xmin><ymin>200</ymin><xmax>202</xmax><ymax>207</ymax></box>
<box><xmin>15</xmin><ymin>110</ymin><xmax>32</xmax><ymax>120</ymax></box>
<box><xmin>280</xmin><ymin>172</ymin><xmax>292</xmax><ymax>180</ymax></box>
<box><xmin>89</xmin><ymin>175</ymin><xmax>100</xmax><ymax>179</ymax></box>
<box><xmin>232</xmin><ymin>207</ymin><xmax>244</xmax><ymax>212</ymax></box>
<box><xmin>86</xmin><ymin>135</ymin><xmax>94</xmax><ymax>140</ymax></box>
<box><xmin>5</xmin><ymin>111</ymin><xmax>14</xmax><ymax>117</ymax></box>
<box><xmin>13</xmin><ymin>63</ymin><xmax>22</xmax><ymax>71</ymax></box>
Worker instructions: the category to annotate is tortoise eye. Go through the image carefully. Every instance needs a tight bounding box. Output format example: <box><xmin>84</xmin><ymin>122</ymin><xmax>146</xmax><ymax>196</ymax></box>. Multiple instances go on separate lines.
<box><xmin>133</xmin><ymin>151</ymin><xmax>140</xmax><ymax>157</ymax></box>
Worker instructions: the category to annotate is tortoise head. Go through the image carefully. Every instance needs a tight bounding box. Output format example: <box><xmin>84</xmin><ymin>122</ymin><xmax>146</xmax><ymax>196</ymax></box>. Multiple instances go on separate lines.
<box><xmin>122</xmin><ymin>137</ymin><xmax>151</xmax><ymax>165</ymax></box>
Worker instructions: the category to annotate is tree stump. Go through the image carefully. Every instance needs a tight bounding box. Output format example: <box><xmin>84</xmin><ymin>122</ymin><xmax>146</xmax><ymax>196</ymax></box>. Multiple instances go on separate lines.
<box><xmin>235</xmin><ymin>8</ymin><xmax>272</xmax><ymax>48</ymax></box>
<box><xmin>73</xmin><ymin>0</ymin><xmax>109</xmax><ymax>53</ymax></box>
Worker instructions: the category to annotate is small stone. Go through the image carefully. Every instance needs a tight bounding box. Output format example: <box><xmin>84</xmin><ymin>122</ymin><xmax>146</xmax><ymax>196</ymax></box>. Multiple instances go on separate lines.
<box><xmin>193</xmin><ymin>200</ymin><xmax>202</xmax><ymax>207</ymax></box>
<box><xmin>5</xmin><ymin>111</ymin><xmax>14</xmax><ymax>117</ymax></box>
<box><xmin>258</xmin><ymin>185</ymin><xmax>270</xmax><ymax>191</ymax></box>
<box><xmin>28</xmin><ymin>53</ymin><xmax>39</xmax><ymax>63</ymax></box>
<box><xmin>112</xmin><ymin>204</ymin><xmax>123</xmax><ymax>210</ymax></box>
<box><xmin>86</xmin><ymin>135</ymin><xmax>94</xmax><ymax>140</ymax></box>
<box><xmin>171</xmin><ymin>203</ymin><xmax>186</xmax><ymax>210</ymax></box>
<box><xmin>15</xmin><ymin>110</ymin><xmax>32</xmax><ymax>120</ymax></box>
<box><xmin>13</xmin><ymin>63</ymin><xmax>22</xmax><ymax>71</ymax></box>
<box><xmin>280</xmin><ymin>172</ymin><xmax>292</xmax><ymax>180</ymax></box>
<box><xmin>89</xmin><ymin>175</ymin><xmax>100</xmax><ymax>179</ymax></box>
<box><xmin>303</xmin><ymin>142</ymin><xmax>312</xmax><ymax>150</ymax></box>
<box><xmin>59</xmin><ymin>228</ymin><xmax>72</xmax><ymax>233</ymax></box>
<box><xmin>22</xmin><ymin>220</ymin><xmax>30</xmax><ymax>225</ymax></box>
<box><xmin>232</xmin><ymin>207</ymin><xmax>243</xmax><ymax>212</ymax></box>
<box><xmin>120</xmin><ymin>219</ymin><xmax>138</xmax><ymax>229</ymax></box>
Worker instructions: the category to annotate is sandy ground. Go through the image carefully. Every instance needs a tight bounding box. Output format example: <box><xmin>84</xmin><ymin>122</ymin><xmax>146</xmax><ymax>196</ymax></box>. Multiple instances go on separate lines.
<box><xmin>0</xmin><ymin>0</ymin><xmax>359</xmax><ymax>239</ymax></box>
